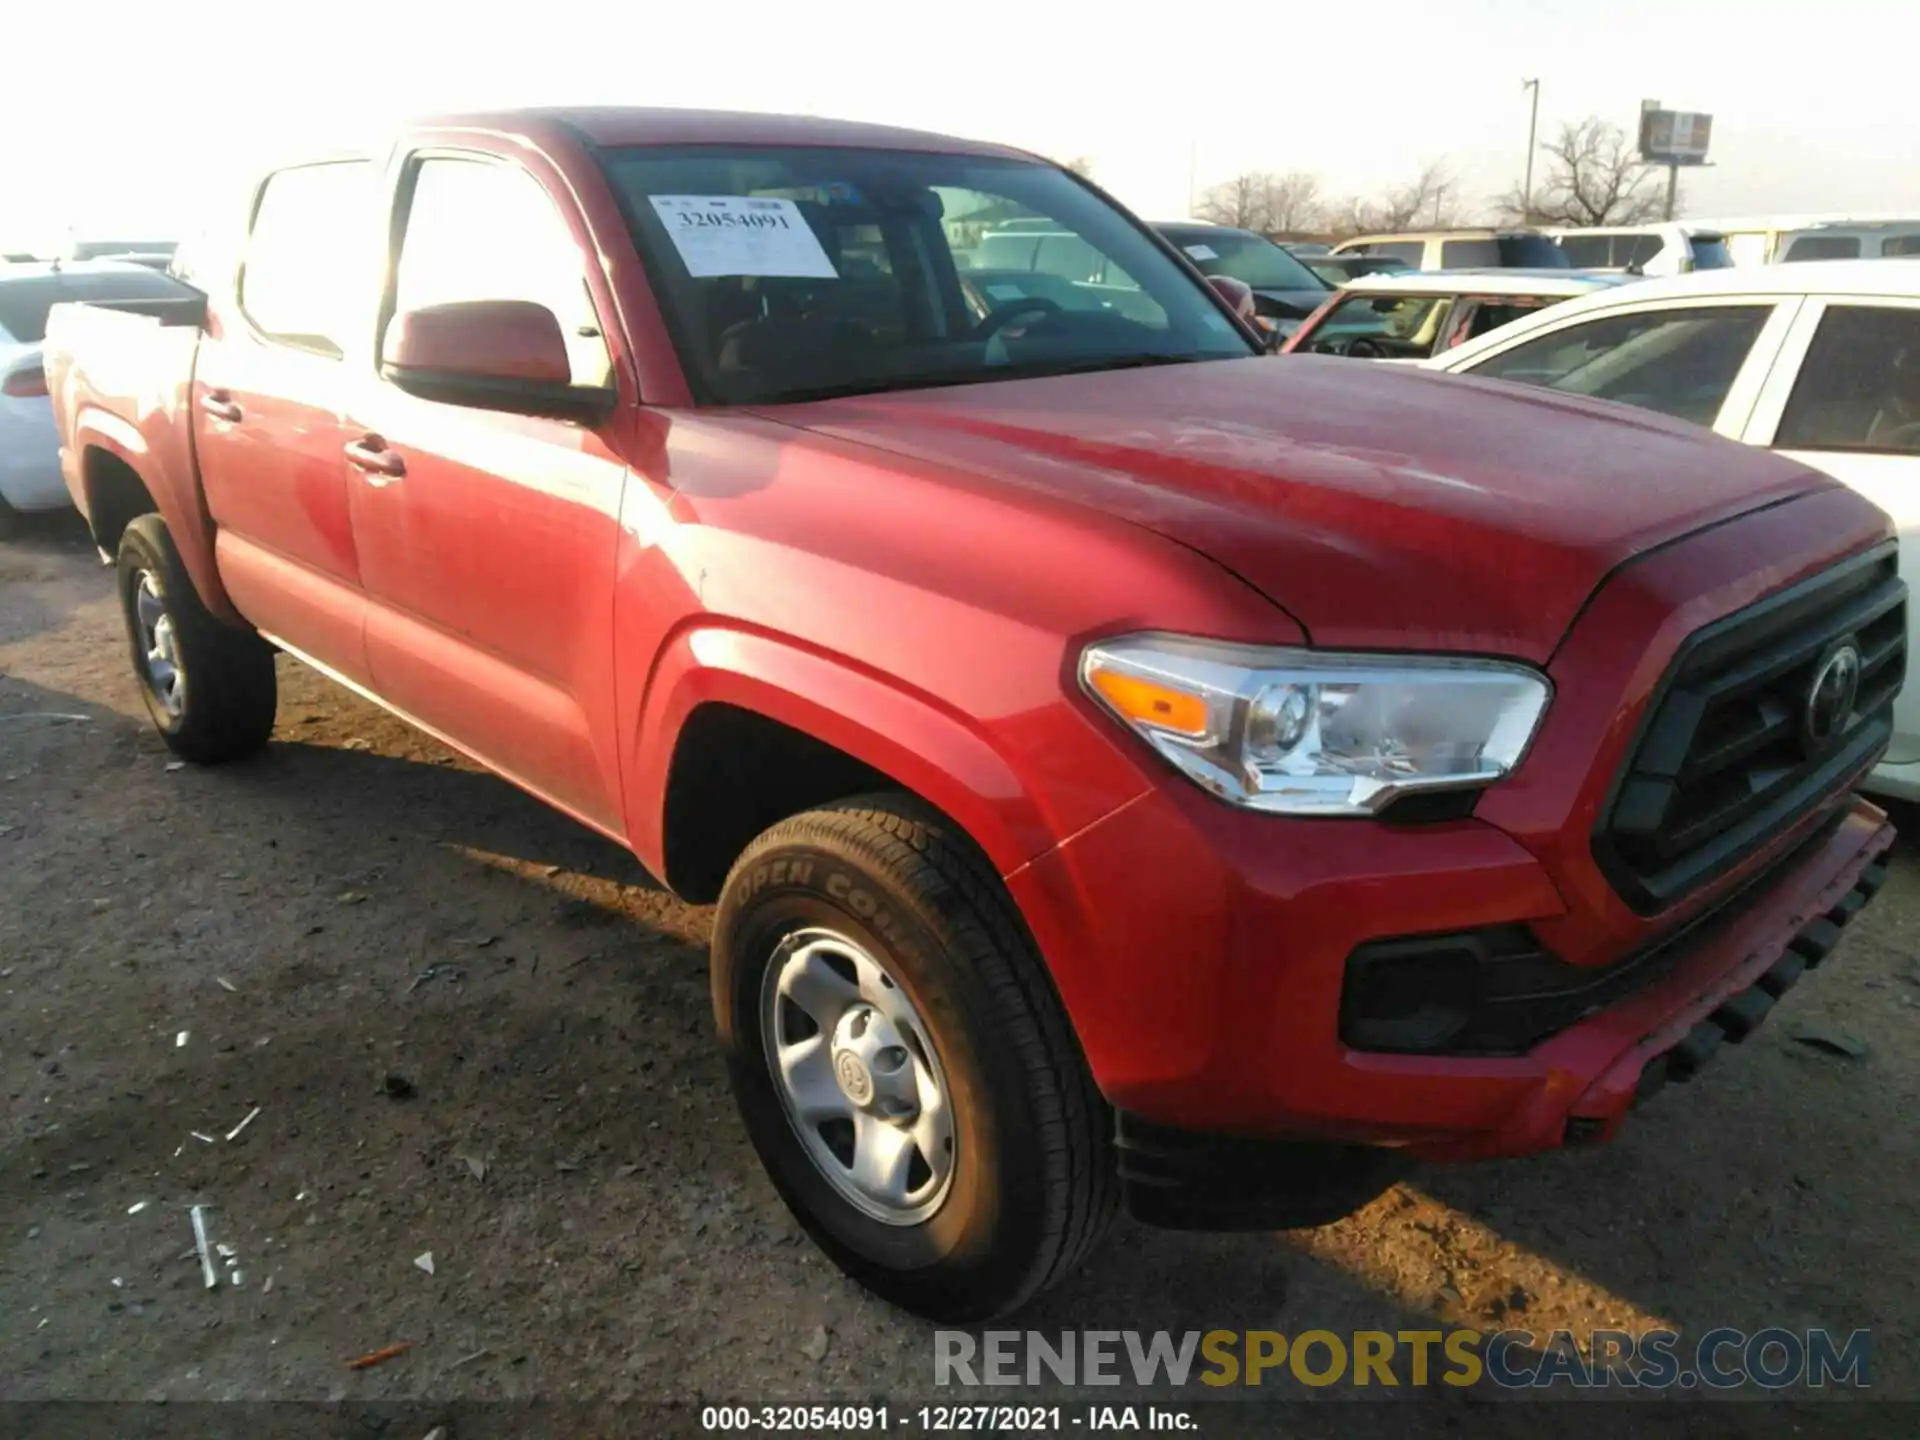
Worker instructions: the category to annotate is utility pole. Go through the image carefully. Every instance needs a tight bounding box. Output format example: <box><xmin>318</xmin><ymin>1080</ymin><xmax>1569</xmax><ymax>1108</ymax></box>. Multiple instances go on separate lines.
<box><xmin>1664</xmin><ymin>163</ymin><xmax>1680</xmax><ymax>221</ymax></box>
<box><xmin>1521</xmin><ymin>78</ymin><xmax>1541</xmax><ymax>220</ymax></box>
<box><xmin>1187</xmin><ymin>140</ymin><xmax>1198</xmax><ymax>218</ymax></box>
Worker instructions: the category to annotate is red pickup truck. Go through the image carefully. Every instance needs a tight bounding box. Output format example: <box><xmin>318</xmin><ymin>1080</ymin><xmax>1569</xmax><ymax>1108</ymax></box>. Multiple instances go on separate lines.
<box><xmin>45</xmin><ymin>108</ymin><xmax>1903</xmax><ymax>1322</ymax></box>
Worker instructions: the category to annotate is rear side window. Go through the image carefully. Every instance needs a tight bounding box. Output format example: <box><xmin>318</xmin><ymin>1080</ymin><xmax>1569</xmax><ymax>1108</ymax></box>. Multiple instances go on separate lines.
<box><xmin>1360</xmin><ymin>241</ymin><xmax>1425</xmax><ymax>265</ymax></box>
<box><xmin>389</xmin><ymin>157</ymin><xmax>612</xmax><ymax>389</ymax></box>
<box><xmin>1496</xmin><ymin>234</ymin><xmax>1569</xmax><ymax>268</ymax></box>
<box><xmin>1463</xmin><ymin>305</ymin><xmax>1769</xmax><ymax>427</ymax></box>
<box><xmin>1784</xmin><ymin>234</ymin><xmax>1861</xmax><ymax>262</ymax></box>
<box><xmin>1882</xmin><ymin>234</ymin><xmax>1920</xmax><ymax>257</ymax></box>
<box><xmin>1618</xmin><ymin>234</ymin><xmax>1665</xmax><ymax>268</ymax></box>
<box><xmin>1776</xmin><ymin>306</ymin><xmax>1920</xmax><ymax>454</ymax></box>
<box><xmin>240</xmin><ymin>161</ymin><xmax>375</xmax><ymax>358</ymax></box>
<box><xmin>1440</xmin><ymin>239</ymin><xmax>1498</xmax><ymax>268</ymax></box>
<box><xmin>1556</xmin><ymin>236</ymin><xmax>1613</xmax><ymax>268</ymax></box>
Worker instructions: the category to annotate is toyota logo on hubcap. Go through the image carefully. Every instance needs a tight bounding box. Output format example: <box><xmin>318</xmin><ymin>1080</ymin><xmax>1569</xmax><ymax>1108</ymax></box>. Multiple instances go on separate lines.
<box><xmin>1803</xmin><ymin>641</ymin><xmax>1862</xmax><ymax>752</ymax></box>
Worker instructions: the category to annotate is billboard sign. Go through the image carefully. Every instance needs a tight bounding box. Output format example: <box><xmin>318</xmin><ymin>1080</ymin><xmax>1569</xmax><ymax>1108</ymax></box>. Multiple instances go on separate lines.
<box><xmin>1639</xmin><ymin>103</ymin><xmax>1713</xmax><ymax>165</ymax></box>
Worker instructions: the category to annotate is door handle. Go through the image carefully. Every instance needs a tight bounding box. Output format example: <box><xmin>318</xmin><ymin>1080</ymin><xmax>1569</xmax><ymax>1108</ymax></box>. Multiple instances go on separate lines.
<box><xmin>199</xmin><ymin>391</ymin><xmax>242</xmax><ymax>423</ymax></box>
<box><xmin>344</xmin><ymin>436</ymin><xmax>406</xmax><ymax>483</ymax></box>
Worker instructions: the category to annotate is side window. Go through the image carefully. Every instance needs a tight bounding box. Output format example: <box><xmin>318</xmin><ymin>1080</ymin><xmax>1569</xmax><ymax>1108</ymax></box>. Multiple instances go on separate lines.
<box><xmin>1619</xmin><ymin>235</ymin><xmax>1665</xmax><ymax>269</ymax></box>
<box><xmin>1784</xmin><ymin>234</ymin><xmax>1861</xmax><ymax>262</ymax></box>
<box><xmin>1368</xmin><ymin>241</ymin><xmax>1425</xmax><ymax>266</ymax></box>
<box><xmin>1776</xmin><ymin>306</ymin><xmax>1920</xmax><ymax>455</ymax></box>
<box><xmin>1031</xmin><ymin>235</ymin><xmax>1101</xmax><ymax>282</ymax></box>
<box><xmin>391</xmin><ymin>157</ymin><xmax>612</xmax><ymax>388</ymax></box>
<box><xmin>240</xmin><ymin>161</ymin><xmax>376</xmax><ymax>357</ymax></box>
<box><xmin>1465</xmin><ymin>305</ymin><xmax>1769</xmax><ymax>426</ymax></box>
<box><xmin>1882</xmin><ymin>235</ymin><xmax>1920</xmax><ymax>258</ymax></box>
<box><xmin>1556</xmin><ymin>236</ymin><xmax>1612</xmax><ymax>269</ymax></box>
<box><xmin>1440</xmin><ymin>239</ymin><xmax>1498</xmax><ymax>268</ymax></box>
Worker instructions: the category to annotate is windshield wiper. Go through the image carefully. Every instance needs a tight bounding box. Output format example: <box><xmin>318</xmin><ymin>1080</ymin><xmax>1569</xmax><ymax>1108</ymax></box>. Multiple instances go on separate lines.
<box><xmin>985</xmin><ymin>351</ymin><xmax>1218</xmax><ymax>383</ymax></box>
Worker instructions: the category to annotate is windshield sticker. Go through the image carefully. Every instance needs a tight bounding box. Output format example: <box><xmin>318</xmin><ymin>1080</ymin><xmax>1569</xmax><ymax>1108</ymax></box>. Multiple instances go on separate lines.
<box><xmin>649</xmin><ymin>196</ymin><xmax>839</xmax><ymax>279</ymax></box>
<box><xmin>1183</xmin><ymin>244</ymin><xmax>1219</xmax><ymax>261</ymax></box>
<box><xmin>984</xmin><ymin>284</ymin><xmax>1026</xmax><ymax>301</ymax></box>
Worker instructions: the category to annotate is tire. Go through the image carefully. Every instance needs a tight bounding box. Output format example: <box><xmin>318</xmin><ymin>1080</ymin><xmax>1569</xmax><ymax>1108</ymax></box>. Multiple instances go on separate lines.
<box><xmin>713</xmin><ymin>794</ymin><xmax>1117</xmax><ymax>1321</ymax></box>
<box><xmin>116</xmin><ymin>513</ymin><xmax>277</xmax><ymax>763</ymax></box>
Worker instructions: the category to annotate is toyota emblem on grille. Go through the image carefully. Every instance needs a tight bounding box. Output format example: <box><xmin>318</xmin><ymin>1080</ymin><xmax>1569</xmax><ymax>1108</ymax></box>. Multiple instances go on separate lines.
<box><xmin>1803</xmin><ymin>640</ymin><xmax>1863</xmax><ymax>752</ymax></box>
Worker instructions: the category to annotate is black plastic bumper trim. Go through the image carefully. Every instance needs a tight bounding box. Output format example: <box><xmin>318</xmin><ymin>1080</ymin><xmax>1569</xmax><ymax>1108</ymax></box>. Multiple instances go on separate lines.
<box><xmin>1635</xmin><ymin>853</ymin><xmax>1885</xmax><ymax>1102</ymax></box>
<box><xmin>1113</xmin><ymin>1114</ymin><xmax>1410</xmax><ymax>1232</ymax></box>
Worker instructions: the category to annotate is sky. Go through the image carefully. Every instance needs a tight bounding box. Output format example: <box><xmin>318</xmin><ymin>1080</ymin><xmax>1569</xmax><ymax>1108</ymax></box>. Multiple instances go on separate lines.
<box><xmin>5</xmin><ymin>0</ymin><xmax>1919</xmax><ymax>249</ymax></box>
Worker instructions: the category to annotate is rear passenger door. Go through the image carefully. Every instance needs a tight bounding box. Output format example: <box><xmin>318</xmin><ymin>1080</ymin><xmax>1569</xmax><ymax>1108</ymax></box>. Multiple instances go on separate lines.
<box><xmin>346</xmin><ymin>149</ymin><xmax>632</xmax><ymax>835</ymax></box>
<box><xmin>1744</xmin><ymin>297</ymin><xmax>1920</xmax><ymax>762</ymax></box>
<box><xmin>194</xmin><ymin>160</ymin><xmax>377</xmax><ymax>682</ymax></box>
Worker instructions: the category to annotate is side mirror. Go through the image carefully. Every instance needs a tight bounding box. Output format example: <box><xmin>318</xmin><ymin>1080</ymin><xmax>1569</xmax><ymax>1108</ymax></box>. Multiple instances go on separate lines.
<box><xmin>380</xmin><ymin>300</ymin><xmax>615</xmax><ymax>422</ymax></box>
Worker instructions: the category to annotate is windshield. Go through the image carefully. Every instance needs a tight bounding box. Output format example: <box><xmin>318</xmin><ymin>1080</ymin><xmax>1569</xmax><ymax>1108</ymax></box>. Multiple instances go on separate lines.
<box><xmin>598</xmin><ymin>146</ymin><xmax>1255</xmax><ymax>404</ymax></box>
<box><xmin>1296</xmin><ymin>292</ymin><xmax>1451</xmax><ymax>358</ymax></box>
<box><xmin>1161</xmin><ymin>229</ymin><xmax>1328</xmax><ymax>292</ymax></box>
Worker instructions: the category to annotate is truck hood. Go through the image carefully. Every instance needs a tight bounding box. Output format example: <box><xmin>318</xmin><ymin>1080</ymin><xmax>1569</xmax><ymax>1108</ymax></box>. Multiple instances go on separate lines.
<box><xmin>766</xmin><ymin>356</ymin><xmax>1833</xmax><ymax>661</ymax></box>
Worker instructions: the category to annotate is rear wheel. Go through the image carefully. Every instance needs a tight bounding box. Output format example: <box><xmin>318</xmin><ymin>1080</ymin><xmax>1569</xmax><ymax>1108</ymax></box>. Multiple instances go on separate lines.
<box><xmin>116</xmin><ymin>514</ymin><xmax>277</xmax><ymax>763</ymax></box>
<box><xmin>712</xmin><ymin>795</ymin><xmax>1117</xmax><ymax>1321</ymax></box>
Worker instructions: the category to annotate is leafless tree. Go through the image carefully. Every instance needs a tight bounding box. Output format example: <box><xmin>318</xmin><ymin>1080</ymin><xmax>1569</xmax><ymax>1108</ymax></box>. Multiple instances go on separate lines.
<box><xmin>1325</xmin><ymin>159</ymin><xmax>1464</xmax><ymax>237</ymax></box>
<box><xmin>1196</xmin><ymin>172</ymin><xmax>1271</xmax><ymax>230</ymax></box>
<box><xmin>1260</xmin><ymin>172</ymin><xmax>1325</xmax><ymax>234</ymax></box>
<box><xmin>1194</xmin><ymin>170</ymin><xmax>1326</xmax><ymax>234</ymax></box>
<box><xmin>1497</xmin><ymin>118</ymin><xmax>1665</xmax><ymax>226</ymax></box>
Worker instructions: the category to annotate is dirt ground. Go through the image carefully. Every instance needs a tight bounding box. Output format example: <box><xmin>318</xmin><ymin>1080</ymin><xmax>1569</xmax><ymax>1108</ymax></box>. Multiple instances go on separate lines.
<box><xmin>3</xmin><ymin>517</ymin><xmax>1918</xmax><ymax>1435</ymax></box>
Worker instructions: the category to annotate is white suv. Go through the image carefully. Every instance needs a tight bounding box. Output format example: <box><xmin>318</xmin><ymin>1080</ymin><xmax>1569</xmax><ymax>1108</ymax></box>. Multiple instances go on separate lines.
<box><xmin>1548</xmin><ymin>224</ymin><xmax>1733</xmax><ymax>278</ymax></box>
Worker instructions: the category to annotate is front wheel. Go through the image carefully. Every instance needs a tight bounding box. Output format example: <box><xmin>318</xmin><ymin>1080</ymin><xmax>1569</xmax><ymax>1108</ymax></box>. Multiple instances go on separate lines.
<box><xmin>712</xmin><ymin>795</ymin><xmax>1117</xmax><ymax>1321</ymax></box>
<box><xmin>116</xmin><ymin>514</ymin><xmax>277</xmax><ymax>763</ymax></box>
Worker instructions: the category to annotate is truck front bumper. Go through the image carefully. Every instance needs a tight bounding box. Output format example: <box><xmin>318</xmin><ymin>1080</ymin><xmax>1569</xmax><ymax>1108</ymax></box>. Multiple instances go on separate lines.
<box><xmin>1007</xmin><ymin>782</ymin><xmax>1894</xmax><ymax>1182</ymax></box>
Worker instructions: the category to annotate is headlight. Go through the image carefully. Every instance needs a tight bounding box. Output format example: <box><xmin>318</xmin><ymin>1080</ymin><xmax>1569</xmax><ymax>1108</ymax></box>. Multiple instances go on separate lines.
<box><xmin>1081</xmin><ymin>634</ymin><xmax>1550</xmax><ymax>816</ymax></box>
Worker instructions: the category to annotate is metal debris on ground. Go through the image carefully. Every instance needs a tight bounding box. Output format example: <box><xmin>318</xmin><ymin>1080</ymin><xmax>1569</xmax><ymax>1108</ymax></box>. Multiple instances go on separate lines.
<box><xmin>407</xmin><ymin>963</ymin><xmax>465</xmax><ymax>994</ymax></box>
<box><xmin>423</xmin><ymin>1428</ymin><xmax>449</xmax><ymax>1440</ymax></box>
<box><xmin>463</xmin><ymin>1156</ymin><xmax>486</xmax><ymax>1182</ymax></box>
<box><xmin>0</xmin><ymin>711</ymin><xmax>91</xmax><ymax>725</ymax></box>
<box><xmin>230</xmin><ymin>1270</ymin><xmax>245</xmax><ymax>1287</ymax></box>
<box><xmin>127</xmin><ymin>1201</ymin><xmax>148</xmax><ymax>1215</ymax></box>
<box><xmin>346</xmin><ymin>1341</ymin><xmax>413</xmax><ymax>1370</ymax></box>
<box><xmin>263</xmin><ymin>1275</ymin><xmax>274</xmax><ymax>1294</ymax></box>
<box><xmin>336</xmin><ymin>890</ymin><xmax>368</xmax><ymax>905</ymax></box>
<box><xmin>189</xmin><ymin>1206</ymin><xmax>218</xmax><ymax>1290</ymax></box>
<box><xmin>165</xmin><ymin>762</ymin><xmax>185</xmax><ymax>772</ymax></box>
<box><xmin>801</xmin><ymin>1325</ymin><xmax>830</xmax><ymax>1361</ymax></box>
<box><xmin>215</xmin><ymin>976</ymin><xmax>238</xmax><ymax>993</ymax></box>
<box><xmin>1789</xmin><ymin>1025</ymin><xmax>1869</xmax><ymax>1059</ymax></box>
<box><xmin>190</xmin><ymin>1132</ymin><xmax>216</xmax><ymax>1145</ymax></box>
<box><xmin>175</xmin><ymin>1031</ymin><xmax>190</xmax><ymax>1048</ymax></box>
<box><xmin>448</xmin><ymin>1347</ymin><xmax>492</xmax><ymax>1370</ymax></box>
<box><xmin>225</xmin><ymin>1106</ymin><xmax>263</xmax><ymax>1141</ymax></box>
<box><xmin>414</xmin><ymin>1251</ymin><xmax>436</xmax><ymax>1276</ymax></box>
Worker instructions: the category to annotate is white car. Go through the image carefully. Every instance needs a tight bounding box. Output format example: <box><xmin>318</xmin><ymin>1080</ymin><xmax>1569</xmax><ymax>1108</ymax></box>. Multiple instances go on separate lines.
<box><xmin>1429</xmin><ymin>259</ymin><xmax>1920</xmax><ymax>798</ymax></box>
<box><xmin>1283</xmin><ymin>269</ymin><xmax>1633</xmax><ymax>362</ymax></box>
<box><xmin>1</xmin><ymin>261</ymin><xmax>191</xmax><ymax>535</ymax></box>
<box><xmin>1548</xmin><ymin>223</ymin><xmax>1734</xmax><ymax>278</ymax></box>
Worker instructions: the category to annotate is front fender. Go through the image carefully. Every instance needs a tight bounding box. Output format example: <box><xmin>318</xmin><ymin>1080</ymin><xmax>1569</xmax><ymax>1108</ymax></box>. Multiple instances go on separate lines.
<box><xmin>629</xmin><ymin>624</ymin><xmax>1085</xmax><ymax>883</ymax></box>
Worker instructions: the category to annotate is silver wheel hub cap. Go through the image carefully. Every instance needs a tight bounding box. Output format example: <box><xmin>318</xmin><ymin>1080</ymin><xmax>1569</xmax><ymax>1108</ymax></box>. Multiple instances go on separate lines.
<box><xmin>134</xmin><ymin>572</ymin><xmax>185</xmax><ymax>718</ymax></box>
<box><xmin>761</xmin><ymin>926</ymin><xmax>955</xmax><ymax>1225</ymax></box>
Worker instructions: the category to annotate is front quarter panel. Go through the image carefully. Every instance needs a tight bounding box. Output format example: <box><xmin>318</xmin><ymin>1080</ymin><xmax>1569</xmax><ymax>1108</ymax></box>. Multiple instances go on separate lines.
<box><xmin>613</xmin><ymin>407</ymin><xmax>1301</xmax><ymax>881</ymax></box>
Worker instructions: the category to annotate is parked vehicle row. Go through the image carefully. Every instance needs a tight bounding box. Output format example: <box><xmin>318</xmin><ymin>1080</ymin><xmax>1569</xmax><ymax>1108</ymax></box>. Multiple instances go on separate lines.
<box><xmin>1282</xmin><ymin>269</ymin><xmax>1630</xmax><ymax>361</ymax></box>
<box><xmin>40</xmin><ymin>109</ymin><xmax>1904</xmax><ymax>1322</ymax></box>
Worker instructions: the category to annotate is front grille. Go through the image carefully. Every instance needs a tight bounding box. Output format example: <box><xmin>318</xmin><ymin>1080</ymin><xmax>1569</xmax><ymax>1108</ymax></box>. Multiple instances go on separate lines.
<box><xmin>1596</xmin><ymin>544</ymin><xmax>1905</xmax><ymax>914</ymax></box>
